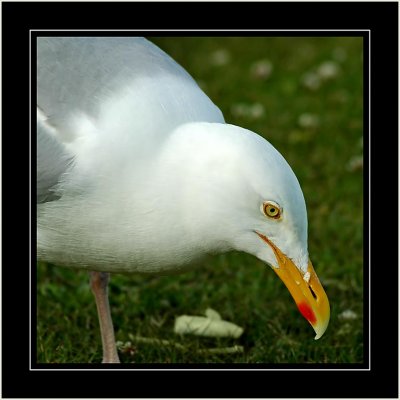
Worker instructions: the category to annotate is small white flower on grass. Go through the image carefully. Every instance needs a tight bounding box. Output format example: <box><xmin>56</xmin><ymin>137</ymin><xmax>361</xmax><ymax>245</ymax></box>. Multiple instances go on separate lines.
<box><xmin>210</xmin><ymin>49</ymin><xmax>231</xmax><ymax>66</ymax></box>
<box><xmin>317</xmin><ymin>61</ymin><xmax>340</xmax><ymax>80</ymax></box>
<box><xmin>301</xmin><ymin>72</ymin><xmax>321</xmax><ymax>91</ymax></box>
<box><xmin>302</xmin><ymin>60</ymin><xmax>340</xmax><ymax>90</ymax></box>
<box><xmin>231</xmin><ymin>102</ymin><xmax>265</xmax><ymax>120</ymax></box>
<box><xmin>250</xmin><ymin>59</ymin><xmax>273</xmax><ymax>80</ymax></box>
<box><xmin>338</xmin><ymin>309</ymin><xmax>358</xmax><ymax>320</ymax></box>
<box><xmin>347</xmin><ymin>155</ymin><xmax>363</xmax><ymax>172</ymax></box>
<box><xmin>250</xmin><ymin>103</ymin><xmax>265</xmax><ymax>119</ymax></box>
<box><xmin>298</xmin><ymin>113</ymin><xmax>319</xmax><ymax>129</ymax></box>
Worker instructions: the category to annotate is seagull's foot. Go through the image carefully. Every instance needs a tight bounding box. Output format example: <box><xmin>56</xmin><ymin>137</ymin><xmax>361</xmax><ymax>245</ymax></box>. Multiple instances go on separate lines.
<box><xmin>90</xmin><ymin>271</ymin><xmax>121</xmax><ymax>364</ymax></box>
<box><xmin>101</xmin><ymin>332</ymin><xmax>120</xmax><ymax>363</ymax></box>
<box><xmin>102</xmin><ymin>355</ymin><xmax>120</xmax><ymax>364</ymax></box>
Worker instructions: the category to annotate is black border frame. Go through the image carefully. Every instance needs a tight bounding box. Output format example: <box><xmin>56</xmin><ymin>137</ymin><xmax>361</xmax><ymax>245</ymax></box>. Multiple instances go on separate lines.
<box><xmin>2</xmin><ymin>1</ymin><xmax>398</xmax><ymax>398</ymax></box>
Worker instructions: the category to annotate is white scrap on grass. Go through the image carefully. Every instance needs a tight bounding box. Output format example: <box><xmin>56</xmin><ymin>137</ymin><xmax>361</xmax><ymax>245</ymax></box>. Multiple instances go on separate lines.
<box><xmin>174</xmin><ymin>308</ymin><xmax>244</xmax><ymax>338</ymax></box>
<box><xmin>205</xmin><ymin>308</ymin><xmax>222</xmax><ymax>320</ymax></box>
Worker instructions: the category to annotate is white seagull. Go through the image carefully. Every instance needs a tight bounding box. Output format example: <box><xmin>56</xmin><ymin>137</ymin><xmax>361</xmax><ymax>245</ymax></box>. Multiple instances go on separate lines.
<box><xmin>37</xmin><ymin>37</ymin><xmax>330</xmax><ymax>363</ymax></box>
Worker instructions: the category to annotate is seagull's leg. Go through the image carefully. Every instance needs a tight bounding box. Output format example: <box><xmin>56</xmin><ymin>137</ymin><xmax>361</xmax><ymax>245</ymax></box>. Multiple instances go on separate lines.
<box><xmin>89</xmin><ymin>271</ymin><xmax>120</xmax><ymax>363</ymax></box>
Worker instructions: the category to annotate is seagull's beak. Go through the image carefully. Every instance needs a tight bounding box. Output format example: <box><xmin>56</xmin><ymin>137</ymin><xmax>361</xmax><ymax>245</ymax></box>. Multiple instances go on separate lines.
<box><xmin>256</xmin><ymin>232</ymin><xmax>330</xmax><ymax>339</ymax></box>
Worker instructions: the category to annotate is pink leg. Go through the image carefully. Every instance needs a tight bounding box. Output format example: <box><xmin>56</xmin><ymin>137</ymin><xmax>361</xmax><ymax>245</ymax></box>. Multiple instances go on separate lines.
<box><xmin>89</xmin><ymin>271</ymin><xmax>120</xmax><ymax>363</ymax></box>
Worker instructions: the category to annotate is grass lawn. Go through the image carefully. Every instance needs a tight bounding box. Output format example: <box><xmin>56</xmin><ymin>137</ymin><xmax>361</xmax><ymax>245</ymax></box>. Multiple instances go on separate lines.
<box><xmin>36</xmin><ymin>36</ymin><xmax>364</xmax><ymax>364</ymax></box>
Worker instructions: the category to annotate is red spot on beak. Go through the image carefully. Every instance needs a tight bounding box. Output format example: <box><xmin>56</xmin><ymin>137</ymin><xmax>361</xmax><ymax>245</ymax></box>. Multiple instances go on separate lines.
<box><xmin>298</xmin><ymin>302</ymin><xmax>317</xmax><ymax>325</ymax></box>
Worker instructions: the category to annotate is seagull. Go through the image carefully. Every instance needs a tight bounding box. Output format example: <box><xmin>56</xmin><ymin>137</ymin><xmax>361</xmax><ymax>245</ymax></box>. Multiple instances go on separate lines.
<box><xmin>37</xmin><ymin>37</ymin><xmax>330</xmax><ymax>363</ymax></box>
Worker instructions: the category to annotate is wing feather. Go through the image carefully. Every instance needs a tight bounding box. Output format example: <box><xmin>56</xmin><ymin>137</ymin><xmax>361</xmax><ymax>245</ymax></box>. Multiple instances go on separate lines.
<box><xmin>37</xmin><ymin>111</ymin><xmax>74</xmax><ymax>203</ymax></box>
<box><xmin>37</xmin><ymin>37</ymin><xmax>224</xmax><ymax>143</ymax></box>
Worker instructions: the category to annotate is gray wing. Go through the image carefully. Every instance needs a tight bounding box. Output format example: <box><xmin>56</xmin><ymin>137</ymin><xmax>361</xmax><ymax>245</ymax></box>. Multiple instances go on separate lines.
<box><xmin>37</xmin><ymin>37</ymin><xmax>223</xmax><ymax>141</ymax></box>
<box><xmin>37</xmin><ymin>115</ymin><xmax>74</xmax><ymax>203</ymax></box>
<box><xmin>37</xmin><ymin>37</ymin><xmax>224</xmax><ymax>203</ymax></box>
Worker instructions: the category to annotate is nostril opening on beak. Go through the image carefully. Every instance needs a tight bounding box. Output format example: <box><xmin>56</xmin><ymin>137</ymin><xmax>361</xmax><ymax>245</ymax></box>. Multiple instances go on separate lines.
<box><xmin>309</xmin><ymin>285</ymin><xmax>318</xmax><ymax>300</ymax></box>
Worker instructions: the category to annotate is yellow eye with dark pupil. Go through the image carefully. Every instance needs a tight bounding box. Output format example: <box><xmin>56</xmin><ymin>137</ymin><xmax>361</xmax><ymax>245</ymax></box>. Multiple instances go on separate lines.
<box><xmin>263</xmin><ymin>202</ymin><xmax>281</xmax><ymax>219</ymax></box>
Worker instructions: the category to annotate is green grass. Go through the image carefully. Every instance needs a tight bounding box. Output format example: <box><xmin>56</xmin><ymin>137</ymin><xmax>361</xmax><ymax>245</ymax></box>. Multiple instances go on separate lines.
<box><xmin>37</xmin><ymin>37</ymin><xmax>364</xmax><ymax>364</ymax></box>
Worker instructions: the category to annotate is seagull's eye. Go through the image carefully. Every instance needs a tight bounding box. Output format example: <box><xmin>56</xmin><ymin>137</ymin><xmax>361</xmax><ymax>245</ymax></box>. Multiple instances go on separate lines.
<box><xmin>262</xmin><ymin>202</ymin><xmax>281</xmax><ymax>219</ymax></box>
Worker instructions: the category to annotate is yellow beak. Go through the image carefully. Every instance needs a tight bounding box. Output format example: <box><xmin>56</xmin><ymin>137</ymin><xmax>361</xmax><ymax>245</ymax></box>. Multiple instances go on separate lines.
<box><xmin>257</xmin><ymin>232</ymin><xmax>330</xmax><ymax>339</ymax></box>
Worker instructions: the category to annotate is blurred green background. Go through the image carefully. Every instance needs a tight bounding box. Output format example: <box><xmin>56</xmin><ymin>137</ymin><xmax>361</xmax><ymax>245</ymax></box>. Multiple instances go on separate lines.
<box><xmin>37</xmin><ymin>36</ymin><xmax>364</xmax><ymax>364</ymax></box>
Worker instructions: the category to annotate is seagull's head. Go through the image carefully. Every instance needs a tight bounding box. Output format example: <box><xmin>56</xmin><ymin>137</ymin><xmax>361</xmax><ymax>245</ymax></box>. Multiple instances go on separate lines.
<box><xmin>165</xmin><ymin>122</ymin><xmax>330</xmax><ymax>339</ymax></box>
